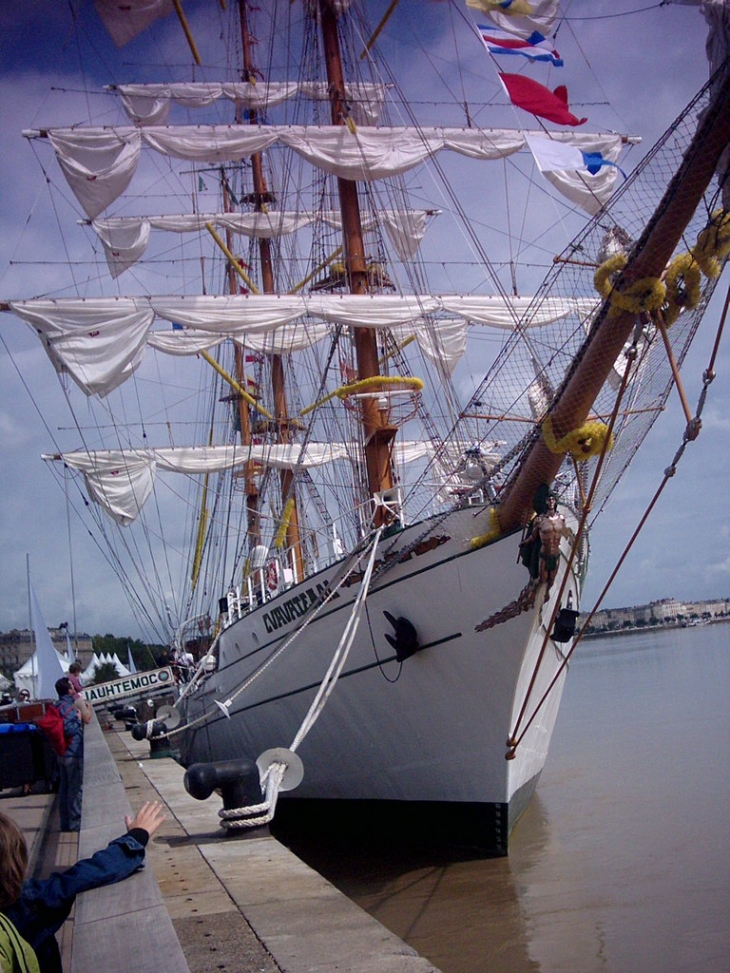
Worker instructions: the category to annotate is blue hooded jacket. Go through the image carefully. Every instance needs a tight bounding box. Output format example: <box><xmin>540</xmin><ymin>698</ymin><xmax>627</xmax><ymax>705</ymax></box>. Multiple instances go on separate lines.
<box><xmin>54</xmin><ymin>697</ymin><xmax>83</xmax><ymax>759</ymax></box>
<box><xmin>3</xmin><ymin>830</ymin><xmax>148</xmax><ymax>973</ymax></box>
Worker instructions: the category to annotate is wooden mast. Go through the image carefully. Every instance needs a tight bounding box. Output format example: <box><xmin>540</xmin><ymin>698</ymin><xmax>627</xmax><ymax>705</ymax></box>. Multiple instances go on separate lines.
<box><xmin>498</xmin><ymin>69</ymin><xmax>730</xmax><ymax>535</ymax></box>
<box><xmin>221</xmin><ymin>176</ymin><xmax>261</xmax><ymax>551</ymax></box>
<box><xmin>320</xmin><ymin>1</ymin><xmax>396</xmax><ymax>524</ymax></box>
<box><xmin>239</xmin><ymin>0</ymin><xmax>305</xmax><ymax>582</ymax></box>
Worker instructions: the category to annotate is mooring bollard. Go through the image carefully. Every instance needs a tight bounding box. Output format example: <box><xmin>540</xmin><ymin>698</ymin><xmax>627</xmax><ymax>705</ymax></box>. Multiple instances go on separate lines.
<box><xmin>130</xmin><ymin>718</ymin><xmax>174</xmax><ymax>757</ymax></box>
<box><xmin>184</xmin><ymin>758</ymin><xmax>268</xmax><ymax>837</ymax></box>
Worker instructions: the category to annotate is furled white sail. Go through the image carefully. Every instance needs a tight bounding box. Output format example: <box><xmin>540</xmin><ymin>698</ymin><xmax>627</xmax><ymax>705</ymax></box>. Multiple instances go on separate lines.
<box><xmin>90</xmin><ymin>209</ymin><xmax>434</xmax><ymax>277</ymax></box>
<box><xmin>10</xmin><ymin>298</ymin><xmax>154</xmax><ymax>397</ymax></box>
<box><xmin>28</xmin><ymin>126</ymin><xmax>623</xmax><ymax>219</ymax></box>
<box><xmin>114</xmin><ymin>81</ymin><xmax>390</xmax><ymax>125</ymax></box>
<box><xmin>11</xmin><ymin>295</ymin><xmax>599</xmax><ymax>396</ymax></box>
<box><xmin>47</xmin><ymin>441</ymin><xmax>433</xmax><ymax>525</ymax></box>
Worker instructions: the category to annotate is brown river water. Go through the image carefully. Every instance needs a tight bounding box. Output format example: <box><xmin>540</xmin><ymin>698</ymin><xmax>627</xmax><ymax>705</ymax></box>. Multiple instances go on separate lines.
<box><xmin>278</xmin><ymin>622</ymin><xmax>730</xmax><ymax>973</ymax></box>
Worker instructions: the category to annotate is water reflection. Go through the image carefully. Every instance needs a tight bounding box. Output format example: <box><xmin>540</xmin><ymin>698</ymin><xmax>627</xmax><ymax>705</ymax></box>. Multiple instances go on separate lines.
<box><xmin>278</xmin><ymin>803</ymin><xmax>546</xmax><ymax>973</ymax></box>
<box><xmin>277</xmin><ymin>625</ymin><xmax>730</xmax><ymax>973</ymax></box>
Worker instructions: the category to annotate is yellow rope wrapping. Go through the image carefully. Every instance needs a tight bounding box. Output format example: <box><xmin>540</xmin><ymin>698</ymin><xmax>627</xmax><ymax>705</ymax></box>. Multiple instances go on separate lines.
<box><xmin>594</xmin><ymin>252</ymin><xmax>627</xmax><ymax>298</ymax></box>
<box><xmin>469</xmin><ymin>507</ymin><xmax>501</xmax><ymax>549</ymax></box>
<box><xmin>334</xmin><ymin>375</ymin><xmax>425</xmax><ymax>398</ymax></box>
<box><xmin>691</xmin><ymin>208</ymin><xmax>730</xmax><ymax>279</ymax></box>
<box><xmin>542</xmin><ymin>416</ymin><xmax>614</xmax><ymax>459</ymax></box>
<box><xmin>273</xmin><ymin>497</ymin><xmax>295</xmax><ymax>550</ymax></box>
<box><xmin>608</xmin><ymin>276</ymin><xmax>666</xmax><ymax>318</ymax></box>
<box><xmin>199</xmin><ymin>349</ymin><xmax>273</xmax><ymax>420</ymax></box>
<box><xmin>302</xmin><ymin>374</ymin><xmax>424</xmax><ymax>417</ymax></box>
<box><xmin>595</xmin><ymin>252</ymin><xmax>666</xmax><ymax>319</ymax></box>
<box><xmin>190</xmin><ymin>492</ymin><xmax>209</xmax><ymax>589</ymax></box>
<box><xmin>594</xmin><ymin>210</ymin><xmax>728</xmax><ymax>326</ymax></box>
<box><xmin>663</xmin><ymin>252</ymin><xmax>702</xmax><ymax>325</ymax></box>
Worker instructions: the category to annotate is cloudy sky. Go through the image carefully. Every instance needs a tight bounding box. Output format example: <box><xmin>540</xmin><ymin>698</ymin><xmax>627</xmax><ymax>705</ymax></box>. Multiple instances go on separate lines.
<box><xmin>0</xmin><ymin>0</ymin><xmax>727</xmax><ymax>644</ymax></box>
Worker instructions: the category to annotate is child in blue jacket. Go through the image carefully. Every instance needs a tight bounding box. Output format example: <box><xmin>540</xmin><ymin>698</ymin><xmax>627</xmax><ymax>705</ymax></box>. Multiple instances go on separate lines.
<box><xmin>0</xmin><ymin>802</ymin><xmax>165</xmax><ymax>973</ymax></box>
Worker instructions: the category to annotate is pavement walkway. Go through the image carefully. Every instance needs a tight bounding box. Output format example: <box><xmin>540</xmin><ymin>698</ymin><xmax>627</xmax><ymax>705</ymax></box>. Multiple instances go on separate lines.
<box><xmin>2</xmin><ymin>713</ymin><xmax>442</xmax><ymax>973</ymax></box>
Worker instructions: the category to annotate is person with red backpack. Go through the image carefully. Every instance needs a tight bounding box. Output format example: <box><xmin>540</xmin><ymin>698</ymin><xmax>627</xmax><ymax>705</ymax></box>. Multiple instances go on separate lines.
<box><xmin>54</xmin><ymin>679</ymin><xmax>84</xmax><ymax>833</ymax></box>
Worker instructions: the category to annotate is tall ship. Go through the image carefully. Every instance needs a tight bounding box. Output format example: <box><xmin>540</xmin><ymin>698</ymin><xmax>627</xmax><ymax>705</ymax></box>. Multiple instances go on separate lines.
<box><xmin>2</xmin><ymin>0</ymin><xmax>729</xmax><ymax>853</ymax></box>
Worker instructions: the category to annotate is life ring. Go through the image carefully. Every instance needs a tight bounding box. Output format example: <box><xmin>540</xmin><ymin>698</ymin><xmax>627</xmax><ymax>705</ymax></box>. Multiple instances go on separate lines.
<box><xmin>266</xmin><ymin>560</ymin><xmax>279</xmax><ymax>591</ymax></box>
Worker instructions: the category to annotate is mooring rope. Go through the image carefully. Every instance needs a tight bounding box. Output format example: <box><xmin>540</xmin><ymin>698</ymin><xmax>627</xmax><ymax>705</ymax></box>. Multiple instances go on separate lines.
<box><xmin>157</xmin><ymin>529</ymin><xmax>384</xmax><ymax>741</ymax></box>
<box><xmin>219</xmin><ymin>527</ymin><xmax>384</xmax><ymax>828</ymax></box>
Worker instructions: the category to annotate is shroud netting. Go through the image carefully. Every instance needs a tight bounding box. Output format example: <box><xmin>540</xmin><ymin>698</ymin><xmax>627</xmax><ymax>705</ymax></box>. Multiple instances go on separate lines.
<box><xmin>435</xmin><ymin>73</ymin><xmax>727</xmax><ymax>528</ymax></box>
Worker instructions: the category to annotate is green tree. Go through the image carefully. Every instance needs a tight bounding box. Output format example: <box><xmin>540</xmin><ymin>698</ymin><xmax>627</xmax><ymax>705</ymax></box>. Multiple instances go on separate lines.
<box><xmin>93</xmin><ymin>661</ymin><xmax>119</xmax><ymax>684</ymax></box>
<box><xmin>92</xmin><ymin>634</ymin><xmax>167</xmax><ymax>670</ymax></box>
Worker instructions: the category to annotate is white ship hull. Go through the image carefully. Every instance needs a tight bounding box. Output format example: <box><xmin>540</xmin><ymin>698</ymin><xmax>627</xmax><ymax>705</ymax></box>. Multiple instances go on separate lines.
<box><xmin>178</xmin><ymin>504</ymin><xmax>581</xmax><ymax>854</ymax></box>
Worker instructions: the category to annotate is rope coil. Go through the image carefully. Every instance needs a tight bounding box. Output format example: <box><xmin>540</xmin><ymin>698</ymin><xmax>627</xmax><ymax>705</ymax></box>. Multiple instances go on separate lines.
<box><xmin>542</xmin><ymin>416</ymin><xmax>614</xmax><ymax>459</ymax></box>
<box><xmin>691</xmin><ymin>208</ymin><xmax>730</xmax><ymax>278</ymax></box>
<box><xmin>469</xmin><ymin>507</ymin><xmax>501</xmax><ymax>549</ymax></box>
<box><xmin>663</xmin><ymin>252</ymin><xmax>702</xmax><ymax>325</ymax></box>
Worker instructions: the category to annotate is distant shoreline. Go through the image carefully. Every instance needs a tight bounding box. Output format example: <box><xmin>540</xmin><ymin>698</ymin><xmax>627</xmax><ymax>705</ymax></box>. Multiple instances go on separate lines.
<box><xmin>582</xmin><ymin>616</ymin><xmax>729</xmax><ymax>640</ymax></box>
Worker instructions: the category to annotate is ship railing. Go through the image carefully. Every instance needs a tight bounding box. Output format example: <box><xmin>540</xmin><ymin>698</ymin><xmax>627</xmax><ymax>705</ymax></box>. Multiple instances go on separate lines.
<box><xmin>219</xmin><ymin>499</ymin><xmax>400</xmax><ymax>630</ymax></box>
<box><xmin>448</xmin><ymin>484</ymin><xmax>489</xmax><ymax>506</ymax></box>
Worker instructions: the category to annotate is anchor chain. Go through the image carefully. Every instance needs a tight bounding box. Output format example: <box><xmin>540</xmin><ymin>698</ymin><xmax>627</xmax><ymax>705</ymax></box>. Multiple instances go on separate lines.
<box><xmin>475</xmin><ymin>581</ymin><xmax>538</xmax><ymax>632</ymax></box>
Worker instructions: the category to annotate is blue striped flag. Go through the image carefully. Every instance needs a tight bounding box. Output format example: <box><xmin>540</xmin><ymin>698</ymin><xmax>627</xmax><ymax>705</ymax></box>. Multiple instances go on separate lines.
<box><xmin>477</xmin><ymin>25</ymin><xmax>563</xmax><ymax>66</ymax></box>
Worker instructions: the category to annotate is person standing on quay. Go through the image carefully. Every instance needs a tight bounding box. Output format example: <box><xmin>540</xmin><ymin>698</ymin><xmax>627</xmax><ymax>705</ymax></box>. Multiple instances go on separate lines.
<box><xmin>66</xmin><ymin>662</ymin><xmax>84</xmax><ymax>698</ymax></box>
<box><xmin>54</xmin><ymin>678</ymin><xmax>84</xmax><ymax>833</ymax></box>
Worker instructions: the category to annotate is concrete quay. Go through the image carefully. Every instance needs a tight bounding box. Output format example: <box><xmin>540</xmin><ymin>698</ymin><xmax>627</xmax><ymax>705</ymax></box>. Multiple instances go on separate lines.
<box><xmin>4</xmin><ymin>714</ymin><xmax>443</xmax><ymax>973</ymax></box>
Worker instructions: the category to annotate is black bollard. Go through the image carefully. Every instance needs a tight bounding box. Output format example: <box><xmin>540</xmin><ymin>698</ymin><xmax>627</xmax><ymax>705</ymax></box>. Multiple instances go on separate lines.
<box><xmin>130</xmin><ymin>719</ymin><xmax>174</xmax><ymax>757</ymax></box>
<box><xmin>184</xmin><ymin>758</ymin><xmax>268</xmax><ymax>838</ymax></box>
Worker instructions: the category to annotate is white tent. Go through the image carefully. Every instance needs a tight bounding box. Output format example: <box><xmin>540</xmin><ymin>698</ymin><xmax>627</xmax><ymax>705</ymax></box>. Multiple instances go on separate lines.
<box><xmin>14</xmin><ymin>583</ymin><xmax>67</xmax><ymax>699</ymax></box>
<box><xmin>14</xmin><ymin>646</ymin><xmax>68</xmax><ymax>700</ymax></box>
<box><xmin>80</xmin><ymin>652</ymin><xmax>131</xmax><ymax>683</ymax></box>
<box><xmin>110</xmin><ymin>653</ymin><xmax>131</xmax><ymax>677</ymax></box>
<box><xmin>81</xmin><ymin>654</ymin><xmax>101</xmax><ymax>684</ymax></box>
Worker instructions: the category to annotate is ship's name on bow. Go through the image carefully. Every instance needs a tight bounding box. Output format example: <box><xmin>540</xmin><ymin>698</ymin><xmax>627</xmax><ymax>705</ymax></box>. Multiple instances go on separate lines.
<box><xmin>263</xmin><ymin>582</ymin><xmax>330</xmax><ymax>633</ymax></box>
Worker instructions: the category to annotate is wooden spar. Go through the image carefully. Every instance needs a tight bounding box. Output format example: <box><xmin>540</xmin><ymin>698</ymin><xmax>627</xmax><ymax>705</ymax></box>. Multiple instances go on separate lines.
<box><xmin>206</xmin><ymin>223</ymin><xmax>260</xmax><ymax>293</ymax></box>
<box><xmin>360</xmin><ymin>0</ymin><xmax>400</xmax><ymax>60</ymax></box>
<box><xmin>239</xmin><ymin>0</ymin><xmax>306</xmax><ymax>583</ymax></box>
<box><xmin>320</xmin><ymin>2</ymin><xmax>396</xmax><ymax>522</ymax></box>
<box><xmin>498</xmin><ymin>69</ymin><xmax>730</xmax><ymax>535</ymax></box>
<box><xmin>170</xmin><ymin>0</ymin><xmax>202</xmax><ymax>66</ymax></box>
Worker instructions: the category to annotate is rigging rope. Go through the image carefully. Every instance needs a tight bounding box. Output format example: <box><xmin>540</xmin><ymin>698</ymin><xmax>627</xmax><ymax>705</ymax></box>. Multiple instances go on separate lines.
<box><xmin>505</xmin><ymin>319</ymin><xmax>640</xmax><ymax>755</ymax></box>
<box><xmin>507</xmin><ymin>282</ymin><xmax>728</xmax><ymax>757</ymax></box>
<box><xmin>165</xmin><ymin>527</ymin><xmax>384</xmax><ymax>732</ymax></box>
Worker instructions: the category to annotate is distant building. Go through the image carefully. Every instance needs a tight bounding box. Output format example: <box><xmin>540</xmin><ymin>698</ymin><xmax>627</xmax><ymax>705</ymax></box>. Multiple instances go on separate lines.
<box><xmin>585</xmin><ymin>597</ymin><xmax>730</xmax><ymax>633</ymax></box>
<box><xmin>0</xmin><ymin>628</ymin><xmax>93</xmax><ymax>679</ymax></box>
